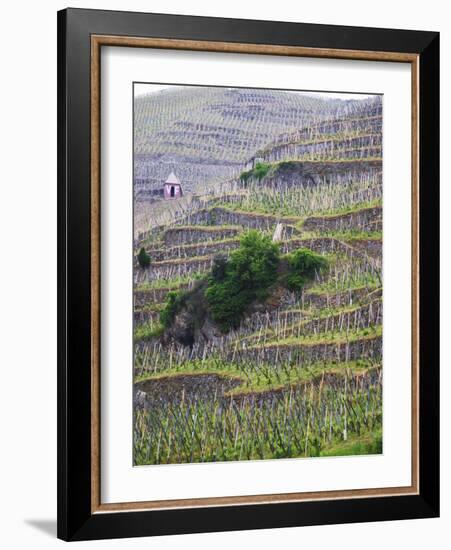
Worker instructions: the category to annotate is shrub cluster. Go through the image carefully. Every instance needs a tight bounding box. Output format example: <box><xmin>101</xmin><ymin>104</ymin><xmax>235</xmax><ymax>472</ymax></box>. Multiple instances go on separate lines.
<box><xmin>206</xmin><ymin>230</ymin><xmax>280</xmax><ymax>331</ymax></box>
<box><xmin>285</xmin><ymin>248</ymin><xmax>328</xmax><ymax>291</ymax></box>
<box><xmin>159</xmin><ymin>291</ymin><xmax>182</xmax><ymax>328</ymax></box>
<box><xmin>240</xmin><ymin>161</ymin><xmax>272</xmax><ymax>183</ymax></box>
<box><xmin>138</xmin><ymin>247</ymin><xmax>151</xmax><ymax>268</ymax></box>
<box><xmin>158</xmin><ymin>234</ymin><xmax>328</xmax><ymax>335</ymax></box>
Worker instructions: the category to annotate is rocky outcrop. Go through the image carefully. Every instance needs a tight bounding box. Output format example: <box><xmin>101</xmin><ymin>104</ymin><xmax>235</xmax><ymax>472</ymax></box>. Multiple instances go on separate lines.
<box><xmin>133</xmin><ymin>389</ymin><xmax>149</xmax><ymax>410</ymax></box>
<box><xmin>161</xmin><ymin>281</ymin><xmax>216</xmax><ymax>347</ymax></box>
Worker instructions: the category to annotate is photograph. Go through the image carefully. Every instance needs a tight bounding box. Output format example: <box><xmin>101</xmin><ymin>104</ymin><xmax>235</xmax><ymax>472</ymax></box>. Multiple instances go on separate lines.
<box><xmin>132</xmin><ymin>84</ymin><xmax>383</xmax><ymax>466</ymax></box>
<box><xmin>52</xmin><ymin>5</ymin><xmax>439</xmax><ymax>542</ymax></box>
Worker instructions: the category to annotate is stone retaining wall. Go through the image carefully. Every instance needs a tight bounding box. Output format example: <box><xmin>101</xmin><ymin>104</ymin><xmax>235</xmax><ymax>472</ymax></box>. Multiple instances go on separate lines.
<box><xmin>133</xmin><ymin>309</ymin><xmax>160</xmax><ymax>324</ymax></box>
<box><xmin>281</xmin><ymin>237</ymin><xmax>354</xmax><ymax>256</ymax></box>
<box><xmin>348</xmin><ymin>239</ymin><xmax>382</xmax><ymax>258</ymax></box>
<box><xmin>135</xmin><ymin>257</ymin><xmax>213</xmax><ymax>282</ymax></box>
<box><xmin>303</xmin><ymin>206</ymin><xmax>382</xmax><ymax>232</ymax></box>
<box><xmin>163</xmin><ymin>225</ymin><xmax>241</xmax><ymax>246</ymax></box>
<box><xmin>146</xmin><ymin>239</ymin><xmax>240</xmax><ymax>261</ymax></box>
<box><xmin>231</xmin><ymin>335</ymin><xmax>382</xmax><ymax>365</ymax></box>
<box><xmin>304</xmin><ymin>287</ymin><xmax>382</xmax><ymax>310</ymax></box>
<box><xmin>176</xmin><ymin>207</ymin><xmax>300</xmax><ymax>234</ymax></box>
<box><xmin>134</xmin><ymin>283</ymin><xmax>193</xmax><ymax>307</ymax></box>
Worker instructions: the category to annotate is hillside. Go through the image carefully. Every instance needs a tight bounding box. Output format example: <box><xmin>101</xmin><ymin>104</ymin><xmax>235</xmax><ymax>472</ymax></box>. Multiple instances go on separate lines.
<box><xmin>134</xmin><ymin>86</ymin><xmax>380</xmax><ymax>194</ymax></box>
<box><xmin>133</xmin><ymin>87</ymin><xmax>383</xmax><ymax>465</ymax></box>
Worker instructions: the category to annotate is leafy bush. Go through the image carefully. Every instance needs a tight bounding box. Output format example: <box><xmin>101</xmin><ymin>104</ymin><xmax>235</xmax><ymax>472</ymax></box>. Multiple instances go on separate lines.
<box><xmin>159</xmin><ymin>291</ymin><xmax>182</xmax><ymax>328</ymax></box>
<box><xmin>285</xmin><ymin>248</ymin><xmax>328</xmax><ymax>291</ymax></box>
<box><xmin>138</xmin><ymin>247</ymin><xmax>151</xmax><ymax>268</ymax></box>
<box><xmin>211</xmin><ymin>255</ymin><xmax>228</xmax><ymax>282</ymax></box>
<box><xmin>206</xmin><ymin>230</ymin><xmax>280</xmax><ymax>330</ymax></box>
<box><xmin>240</xmin><ymin>162</ymin><xmax>272</xmax><ymax>183</ymax></box>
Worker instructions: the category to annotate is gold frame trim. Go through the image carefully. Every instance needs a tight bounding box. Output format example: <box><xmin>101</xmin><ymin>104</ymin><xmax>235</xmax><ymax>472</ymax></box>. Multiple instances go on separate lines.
<box><xmin>90</xmin><ymin>35</ymin><xmax>420</xmax><ymax>514</ymax></box>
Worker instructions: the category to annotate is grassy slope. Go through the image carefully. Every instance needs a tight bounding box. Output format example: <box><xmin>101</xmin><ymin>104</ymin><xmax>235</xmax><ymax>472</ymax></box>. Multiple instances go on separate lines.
<box><xmin>320</xmin><ymin>428</ymin><xmax>382</xmax><ymax>457</ymax></box>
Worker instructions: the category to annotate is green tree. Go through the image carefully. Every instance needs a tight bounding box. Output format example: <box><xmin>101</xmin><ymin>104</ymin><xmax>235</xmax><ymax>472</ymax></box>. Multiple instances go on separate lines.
<box><xmin>211</xmin><ymin>254</ymin><xmax>228</xmax><ymax>282</ymax></box>
<box><xmin>206</xmin><ymin>230</ymin><xmax>280</xmax><ymax>331</ymax></box>
<box><xmin>138</xmin><ymin>247</ymin><xmax>151</xmax><ymax>268</ymax></box>
<box><xmin>159</xmin><ymin>291</ymin><xmax>181</xmax><ymax>328</ymax></box>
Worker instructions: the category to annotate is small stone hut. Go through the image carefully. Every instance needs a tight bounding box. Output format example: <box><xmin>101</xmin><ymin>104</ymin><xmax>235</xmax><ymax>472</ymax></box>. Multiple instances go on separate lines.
<box><xmin>163</xmin><ymin>172</ymin><xmax>183</xmax><ymax>199</ymax></box>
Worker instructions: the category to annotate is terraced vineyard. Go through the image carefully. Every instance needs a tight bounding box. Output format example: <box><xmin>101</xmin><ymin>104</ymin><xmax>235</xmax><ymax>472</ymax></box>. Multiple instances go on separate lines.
<box><xmin>133</xmin><ymin>87</ymin><xmax>383</xmax><ymax>465</ymax></box>
<box><xmin>134</xmin><ymin>86</ymin><xmax>355</xmax><ymax>192</ymax></box>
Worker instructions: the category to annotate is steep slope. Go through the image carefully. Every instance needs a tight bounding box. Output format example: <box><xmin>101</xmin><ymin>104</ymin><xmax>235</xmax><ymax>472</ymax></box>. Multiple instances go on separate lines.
<box><xmin>134</xmin><ymin>86</ymin><xmax>370</xmax><ymax>192</ymax></box>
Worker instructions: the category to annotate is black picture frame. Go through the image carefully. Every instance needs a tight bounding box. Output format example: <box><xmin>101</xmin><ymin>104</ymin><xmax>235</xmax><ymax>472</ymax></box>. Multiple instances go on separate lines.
<box><xmin>57</xmin><ymin>7</ymin><xmax>439</xmax><ymax>541</ymax></box>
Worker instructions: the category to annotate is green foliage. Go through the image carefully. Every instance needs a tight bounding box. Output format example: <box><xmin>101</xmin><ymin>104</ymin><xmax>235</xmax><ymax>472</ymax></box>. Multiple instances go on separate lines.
<box><xmin>320</xmin><ymin>429</ymin><xmax>382</xmax><ymax>457</ymax></box>
<box><xmin>210</xmin><ymin>255</ymin><xmax>228</xmax><ymax>282</ymax></box>
<box><xmin>285</xmin><ymin>248</ymin><xmax>328</xmax><ymax>291</ymax></box>
<box><xmin>159</xmin><ymin>291</ymin><xmax>182</xmax><ymax>328</ymax></box>
<box><xmin>134</xmin><ymin>322</ymin><xmax>164</xmax><ymax>342</ymax></box>
<box><xmin>158</xmin><ymin>283</ymin><xmax>209</xmax><ymax>345</ymax></box>
<box><xmin>277</xmin><ymin>160</ymin><xmax>299</xmax><ymax>170</ymax></box>
<box><xmin>240</xmin><ymin>162</ymin><xmax>272</xmax><ymax>183</ymax></box>
<box><xmin>137</xmin><ymin>247</ymin><xmax>151</xmax><ymax>268</ymax></box>
<box><xmin>206</xmin><ymin>230</ymin><xmax>280</xmax><ymax>331</ymax></box>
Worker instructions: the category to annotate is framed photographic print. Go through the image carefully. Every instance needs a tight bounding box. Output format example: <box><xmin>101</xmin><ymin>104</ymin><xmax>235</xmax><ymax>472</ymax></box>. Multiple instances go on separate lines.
<box><xmin>57</xmin><ymin>8</ymin><xmax>439</xmax><ymax>541</ymax></box>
